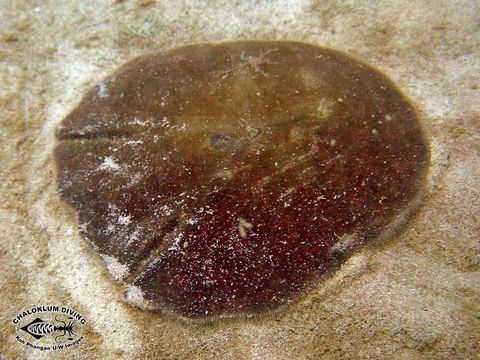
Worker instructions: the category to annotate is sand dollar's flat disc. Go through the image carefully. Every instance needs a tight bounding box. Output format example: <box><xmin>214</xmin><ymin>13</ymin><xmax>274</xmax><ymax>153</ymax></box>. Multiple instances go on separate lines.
<box><xmin>55</xmin><ymin>41</ymin><xmax>429</xmax><ymax>319</ymax></box>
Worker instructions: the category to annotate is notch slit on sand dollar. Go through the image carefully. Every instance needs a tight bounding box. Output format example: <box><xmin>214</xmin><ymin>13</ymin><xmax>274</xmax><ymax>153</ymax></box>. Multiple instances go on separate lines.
<box><xmin>54</xmin><ymin>41</ymin><xmax>429</xmax><ymax>319</ymax></box>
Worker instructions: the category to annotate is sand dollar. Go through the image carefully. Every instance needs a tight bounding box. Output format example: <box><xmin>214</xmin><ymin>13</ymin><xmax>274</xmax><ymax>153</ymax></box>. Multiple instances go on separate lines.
<box><xmin>55</xmin><ymin>41</ymin><xmax>429</xmax><ymax>319</ymax></box>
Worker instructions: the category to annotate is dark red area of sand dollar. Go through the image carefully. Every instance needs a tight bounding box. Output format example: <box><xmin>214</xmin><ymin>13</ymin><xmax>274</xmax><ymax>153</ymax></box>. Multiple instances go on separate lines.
<box><xmin>54</xmin><ymin>41</ymin><xmax>429</xmax><ymax>319</ymax></box>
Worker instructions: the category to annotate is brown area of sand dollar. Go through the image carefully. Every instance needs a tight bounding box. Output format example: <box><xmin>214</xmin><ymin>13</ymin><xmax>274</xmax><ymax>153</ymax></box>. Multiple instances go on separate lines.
<box><xmin>54</xmin><ymin>41</ymin><xmax>429</xmax><ymax>319</ymax></box>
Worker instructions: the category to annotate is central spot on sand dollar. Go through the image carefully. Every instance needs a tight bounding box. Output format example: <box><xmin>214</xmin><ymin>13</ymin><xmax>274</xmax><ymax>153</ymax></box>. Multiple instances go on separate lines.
<box><xmin>54</xmin><ymin>41</ymin><xmax>429</xmax><ymax>319</ymax></box>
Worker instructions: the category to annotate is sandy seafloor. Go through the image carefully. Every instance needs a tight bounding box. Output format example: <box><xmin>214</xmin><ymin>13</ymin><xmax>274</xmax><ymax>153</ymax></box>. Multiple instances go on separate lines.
<box><xmin>0</xmin><ymin>1</ymin><xmax>479</xmax><ymax>359</ymax></box>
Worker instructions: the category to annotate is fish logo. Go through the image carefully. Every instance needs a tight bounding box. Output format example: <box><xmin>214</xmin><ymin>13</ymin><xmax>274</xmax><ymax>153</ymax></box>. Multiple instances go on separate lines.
<box><xmin>12</xmin><ymin>305</ymin><xmax>86</xmax><ymax>351</ymax></box>
<box><xmin>20</xmin><ymin>315</ymin><xmax>76</xmax><ymax>342</ymax></box>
